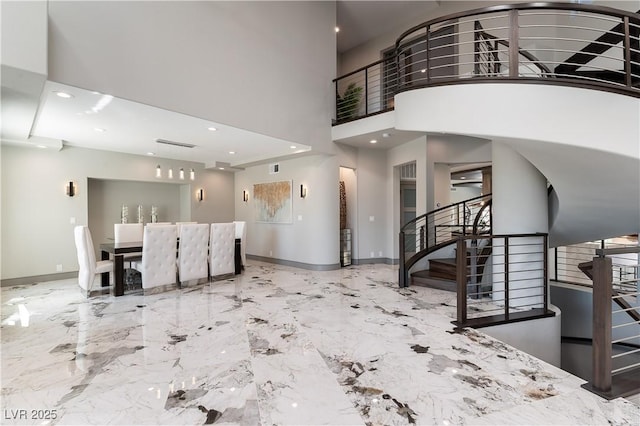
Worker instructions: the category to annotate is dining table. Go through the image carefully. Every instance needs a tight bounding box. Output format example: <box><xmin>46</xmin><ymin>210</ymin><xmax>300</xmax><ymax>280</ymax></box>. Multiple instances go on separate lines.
<box><xmin>100</xmin><ymin>239</ymin><xmax>242</xmax><ymax>297</ymax></box>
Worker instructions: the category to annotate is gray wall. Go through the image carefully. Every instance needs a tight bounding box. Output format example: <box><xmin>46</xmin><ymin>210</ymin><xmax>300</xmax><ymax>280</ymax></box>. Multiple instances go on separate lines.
<box><xmin>234</xmin><ymin>154</ymin><xmax>340</xmax><ymax>268</ymax></box>
<box><xmin>47</xmin><ymin>1</ymin><xmax>337</xmax><ymax>154</ymax></box>
<box><xmin>1</xmin><ymin>145</ymin><xmax>234</xmax><ymax>281</ymax></box>
<box><xmin>88</xmin><ymin>179</ymin><xmax>183</xmax><ymax>254</ymax></box>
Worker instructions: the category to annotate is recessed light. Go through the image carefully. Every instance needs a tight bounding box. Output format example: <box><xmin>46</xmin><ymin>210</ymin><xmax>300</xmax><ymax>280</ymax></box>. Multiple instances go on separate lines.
<box><xmin>370</xmin><ymin>139</ymin><xmax>377</xmax><ymax>144</ymax></box>
<box><xmin>382</xmin><ymin>133</ymin><xmax>389</xmax><ymax>138</ymax></box>
<box><xmin>36</xmin><ymin>145</ymin><xmax>47</xmax><ymax>149</ymax></box>
<box><xmin>147</xmin><ymin>152</ymin><xmax>155</xmax><ymax>156</ymax></box>
<box><xmin>219</xmin><ymin>167</ymin><xmax>225</xmax><ymax>170</ymax></box>
<box><xmin>94</xmin><ymin>127</ymin><xmax>106</xmax><ymax>132</ymax></box>
<box><xmin>290</xmin><ymin>145</ymin><xmax>297</xmax><ymax>149</ymax></box>
<box><xmin>54</xmin><ymin>91</ymin><xmax>73</xmax><ymax>99</ymax></box>
<box><xmin>421</xmin><ymin>69</ymin><xmax>426</xmax><ymax>73</ymax></box>
<box><xmin>208</xmin><ymin>127</ymin><xmax>217</xmax><ymax>131</ymax></box>
<box><xmin>229</xmin><ymin>151</ymin><xmax>235</xmax><ymax>154</ymax></box>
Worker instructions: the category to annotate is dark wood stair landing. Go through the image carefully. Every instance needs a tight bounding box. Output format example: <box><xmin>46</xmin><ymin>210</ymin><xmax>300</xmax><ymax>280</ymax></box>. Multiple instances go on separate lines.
<box><xmin>410</xmin><ymin>269</ymin><xmax>456</xmax><ymax>292</ymax></box>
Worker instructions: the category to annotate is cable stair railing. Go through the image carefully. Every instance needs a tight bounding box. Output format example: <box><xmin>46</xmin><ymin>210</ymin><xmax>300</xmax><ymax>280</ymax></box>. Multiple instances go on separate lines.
<box><xmin>399</xmin><ymin>193</ymin><xmax>492</xmax><ymax>288</ymax></box>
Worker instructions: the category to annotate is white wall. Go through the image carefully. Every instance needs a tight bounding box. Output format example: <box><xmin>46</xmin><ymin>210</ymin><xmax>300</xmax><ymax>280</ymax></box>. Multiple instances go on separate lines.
<box><xmin>356</xmin><ymin>148</ymin><xmax>389</xmax><ymax>261</ymax></box>
<box><xmin>47</xmin><ymin>1</ymin><xmax>337</xmax><ymax>154</ymax></box>
<box><xmin>426</xmin><ymin>134</ymin><xmax>492</xmax><ymax>212</ymax></box>
<box><xmin>0</xmin><ymin>0</ymin><xmax>47</xmax><ymax>74</ymax></box>
<box><xmin>234</xmin><ymin>154</ymin><xmax>339</xmax><ymax>268</ymax></box>
<box><xmin>1</xmin><ymin>145</ymin><xmax>233</xmax><ymax>280</ymax></box>
<box><xmin>451</xmin><ymin>185</ymin><xmax>482</xmax><ymax>204</ymax></box>
<box><xmin>483</xmin><ymin>305</ymin><xmax>562</xmax><ymax>367</ymax></box>
<box><xmin>395</xmin><ymin>84</ymin><xmax>640</xmax><ymax>246</ymax></box>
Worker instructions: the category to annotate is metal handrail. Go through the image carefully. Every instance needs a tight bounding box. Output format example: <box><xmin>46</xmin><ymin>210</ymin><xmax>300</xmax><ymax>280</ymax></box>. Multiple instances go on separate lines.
<box><xmin>399</xmin><ymin>193</ymin><xmax>491</xmax><ymax>287</ymax></box>
<box><xmin>333</xmin><ymin>2</ymin><xmax>640</xmax><ymax>124</ymax></box>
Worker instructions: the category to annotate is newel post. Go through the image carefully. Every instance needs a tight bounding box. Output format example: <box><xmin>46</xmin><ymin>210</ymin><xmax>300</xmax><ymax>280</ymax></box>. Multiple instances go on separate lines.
<box><xmin>592</xmin><ymin>255</ymin><xmax>613</xmax><ymax>393</ymax></box>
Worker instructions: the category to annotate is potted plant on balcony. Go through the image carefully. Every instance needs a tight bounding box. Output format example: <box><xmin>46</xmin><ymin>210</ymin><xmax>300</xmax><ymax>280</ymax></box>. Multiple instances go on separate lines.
<box><xmin>336</xmin><ymin>82</ymin><xmax>363</xmax><ymax>121</ymax></box>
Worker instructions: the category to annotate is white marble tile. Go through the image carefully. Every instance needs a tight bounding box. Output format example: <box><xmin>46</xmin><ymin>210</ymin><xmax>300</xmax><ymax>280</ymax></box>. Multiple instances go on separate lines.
<box><xmin>1</xmin><ymin>262</ymin><xmax>638</xmax><ymax>425</ymax></box>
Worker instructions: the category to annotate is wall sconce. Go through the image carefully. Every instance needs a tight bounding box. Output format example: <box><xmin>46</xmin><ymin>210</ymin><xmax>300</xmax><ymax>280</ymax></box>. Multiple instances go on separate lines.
<box><xmin>168</xmin><ymin>168</ymin><xmax>174</xmax><ymax>179</ymax></box>
<box><xmin>243</xmin><ymin>190</ymin><xmax>249</xmax><ymax>202</ymax></box>
<box><xmin>197</xmin><ymin>188</ymin><xmax>204</xmax><ymax>202</ymax></box>
<box><xmin>66</xmin><ymin>181</ymin><xmax>77</xmax><ymax>197</ymax></box>
<box><xmin>156</xmin><ymin>165</ymin><xmax>162</xmax><ymax>178</ymax></box>
<box><xmin>179</xmin><ymin>168</ymin><xmax>185</xmax><ymax>180</ymax></box>
<box><xmin>300</xmin><ymin>184</ymin><xmax>307</xmax><ymax>198</ymax></box>
<box><xmin>190</xmin><ymin>168</ymin><xmax>195</xmax><ymax>181</ymax></box>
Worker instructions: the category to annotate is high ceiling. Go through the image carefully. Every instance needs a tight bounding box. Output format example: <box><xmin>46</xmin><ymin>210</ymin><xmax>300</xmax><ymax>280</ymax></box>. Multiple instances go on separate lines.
<box><xmin>2</xmin><ymin>1</ymin><xmax>447</xmax><ymax>167</ymax></box>
<box><xmin>336</xmin><ymin>0</ymin><xmax>440</xmax><ymax>53</ymax></box>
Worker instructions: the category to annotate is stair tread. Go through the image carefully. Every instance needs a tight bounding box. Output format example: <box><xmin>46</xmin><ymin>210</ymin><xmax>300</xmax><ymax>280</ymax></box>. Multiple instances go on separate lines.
<box><xmin>410</xmin><ymin>270</ymin><xmax>457</xmax><ymax>291</ymax></box>
<box><xmin>429</xmin><ymin>258</ymin><xmax>457</xmax><ymax>265</ymax></box>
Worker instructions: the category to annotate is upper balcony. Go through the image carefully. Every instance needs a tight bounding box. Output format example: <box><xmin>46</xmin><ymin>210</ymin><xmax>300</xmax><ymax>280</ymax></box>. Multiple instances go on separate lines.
<box><xmin>333</xmin><ymin>2</ymin><xmax>640</xmax><ymax>125</ymax></box>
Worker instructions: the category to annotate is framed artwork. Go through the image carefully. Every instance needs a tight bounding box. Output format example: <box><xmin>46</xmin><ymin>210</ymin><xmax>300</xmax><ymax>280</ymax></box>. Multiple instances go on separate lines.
<box><xmin>253</xmin><ymin>180</ymin><xmax>293</xmax><ymax>223</ymax></box>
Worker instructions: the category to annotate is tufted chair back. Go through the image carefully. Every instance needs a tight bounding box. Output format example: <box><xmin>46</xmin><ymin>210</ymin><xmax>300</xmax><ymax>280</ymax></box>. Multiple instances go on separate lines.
<box><xmin>74</xmin><ymin>226</ymin><xmax>113</xmax><ymax>294</ymax></box>
<box><xmin>178</xmin><ymin>224</ymin><xmax>210</xmax><ymax>284</ymax></box>
<box><xmin>176</xmin><ymin>221</ymin><xmax>197</xmax><ymax>239</ymax></box>
<box><xmin>233</xmin><ymin>221</ymin><xmax>247</xmax><ymax>269</ymax></box>
<box><xmin>135</xmin><ymin>225</ymin><xmax>177</xmax><ymax>290</ymax></box>
<box><xmin>210</xmin><ymin>223</ymin><xmax>236</xmax><ymax>278</ymax></box>
<box><xmin>114</xmin><ymin>223</ymin><xmax>143</xmax><ymax>243</ymax></box>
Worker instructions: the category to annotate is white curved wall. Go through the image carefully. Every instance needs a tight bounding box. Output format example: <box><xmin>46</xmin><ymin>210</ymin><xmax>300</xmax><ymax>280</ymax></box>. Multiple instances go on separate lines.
<box><xmin>395</xmin><ymin>84</ymin><xmax>640</xmax><ymax>245</ymax></box>
<box><xmin>395</xmin><ymin>84</ymin><xmax>639</xmax><ymax>159</ymax></box>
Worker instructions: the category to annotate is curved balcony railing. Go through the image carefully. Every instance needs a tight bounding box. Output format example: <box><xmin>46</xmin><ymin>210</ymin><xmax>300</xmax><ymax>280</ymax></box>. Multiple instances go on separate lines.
<box><xmin>333</xmin><ymin>2</ymin><xmax>639</xmax><ymax>124</ymax></box>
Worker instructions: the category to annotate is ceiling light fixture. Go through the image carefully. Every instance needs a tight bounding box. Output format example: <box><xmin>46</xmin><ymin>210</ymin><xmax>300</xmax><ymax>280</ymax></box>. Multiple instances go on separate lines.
<box><xmin>147</xmin><ymin>152</ymin><xmax>155</xmax><ymax>156</ymax></box>
<box><xmin>36</xmin><ymin>145</ymin><xmax>47</xmax><ymax>149</ymax></box>
<box><xmin>370</xmin><ymin>139</ymin><xmax>377</xmax><ymax>144</ymax></box>
<box><xmin>229</xmin><ymin>151</ymin><xmax>235</xmax><ymax>155</ymax></box>
<box><xmin>219</xmin><ymin>167</ymin><xmax>225</xmax><ymax>171</ymax></box>
<box><xmin>335</xmin><ymin>26</ymin><xmax>340</xmax><ymax>33</ymax></box>
<box><xmin>382</xmin><ymin>133</ymin><xmax>390</xmax><ymax>138</ymax></box>
<box><xmin>208</xmin><ymin>127</ymin><xmax>217</xmax><ymax>132</ymax></box>
<box><xmin>54</xmin><ymin>91</ymin><xmax>73</xmax><ymax>99</ymax></box>
<box><xmin>290</xmin><ymin>145</ymin><xmax>297</xmax><ymax>149</ymax></box>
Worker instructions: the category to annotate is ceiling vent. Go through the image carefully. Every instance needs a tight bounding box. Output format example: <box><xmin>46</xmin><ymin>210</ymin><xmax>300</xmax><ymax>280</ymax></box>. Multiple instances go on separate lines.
<box><xmin>155</xmin><ymin>138</ymin><xmax>196</xmax><ymax>148</ymax></box>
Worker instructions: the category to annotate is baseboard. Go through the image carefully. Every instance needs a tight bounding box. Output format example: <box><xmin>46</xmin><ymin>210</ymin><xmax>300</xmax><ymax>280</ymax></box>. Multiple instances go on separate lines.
<box><xmin>246</xmin><ymin>255</ymin><xmax>398</xmax><ymax>270</ymax></box>
<box><xmin>352</xmin><ymin>257</ymin><xmax>398</xmax><ymax>265</ymax></box>
<box><xmin>1</xmin><ymin>272</ymin><xmax>77</xmax><ymax>287</ymax></box>
<box><xmin>247</xmin><ymin>255</ymin><xmax>341</xmax><ymax>271</ymax></box>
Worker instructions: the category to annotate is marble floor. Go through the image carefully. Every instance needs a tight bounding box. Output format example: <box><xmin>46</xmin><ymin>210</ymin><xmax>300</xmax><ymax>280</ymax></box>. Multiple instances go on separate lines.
<box><xmin>1</xmin><ymin>262</ymin><xmax>639</xmax><ymax>425</ymax></box>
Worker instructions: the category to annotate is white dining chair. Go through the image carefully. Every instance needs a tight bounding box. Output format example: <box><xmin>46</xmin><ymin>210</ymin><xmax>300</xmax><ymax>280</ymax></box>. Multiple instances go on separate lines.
<box><xmin>146</xmin><ymin>222</ymin><xmax>172</xmax><ymax>226</ymax></box>
<box><xmin>233</xmin><ymin>221</ymin><xmax>247</xmax><ymax>270</ymax></box>
<box><xmin>176</xmin><ymin>221</ymin><xmax>197</xmax><ymax>239</ymax></box>
<box><xmin>74</xmin><ymin>225</ymin><xmax>113</xmax><ymax>297</ymax></box>
<box><xmin>178</xmin><ymin>224</ymin><xmax>210</xmax><ymax>286</ymax></box>
<box><xmin>210</xmin><ymin>223</ymin><xmax>236</xmax><ymax>279</ymax></box>
<box><xmin>131</xmin><ymin>225</ymin><xmax>177</xmax><ymax>293</ymax></box>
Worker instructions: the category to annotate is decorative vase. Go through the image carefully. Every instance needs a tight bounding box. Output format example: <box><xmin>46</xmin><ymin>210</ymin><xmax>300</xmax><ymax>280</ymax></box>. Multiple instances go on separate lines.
<box><xmin>137</xmin><ymin>205</ymin><xmax>144</xmax><ymax>223</ymax></box>
<box><xmin>151</xmin><ymin>205</ymin><xmax>158</xmax><ymax>223</ymax></box>
<box><xmin>121</xmin><ymin>205</ymin><xmax>128</xmax><ymax>224</ymax></box>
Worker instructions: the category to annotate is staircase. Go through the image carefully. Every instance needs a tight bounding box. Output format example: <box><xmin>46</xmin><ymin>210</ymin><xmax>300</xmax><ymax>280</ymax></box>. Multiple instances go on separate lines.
<box><xmin>578</xmin><ymin>260</ymin><xmax>640</xmax><ymax>323</ymax></box>
<box><xmin>399</xmin><ymin>194</ymin><xmax>491</xmax><ymax>288</ymax></box>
